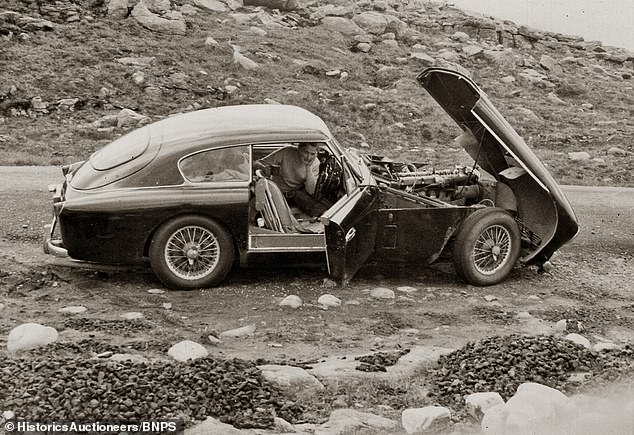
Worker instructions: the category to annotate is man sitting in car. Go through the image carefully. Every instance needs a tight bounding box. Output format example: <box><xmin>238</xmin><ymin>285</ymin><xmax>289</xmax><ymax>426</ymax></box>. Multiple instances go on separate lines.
<box><xmin>254</xmin><ymin>142</ymin><xmax>329</xmax><ymax>217</ymax></box>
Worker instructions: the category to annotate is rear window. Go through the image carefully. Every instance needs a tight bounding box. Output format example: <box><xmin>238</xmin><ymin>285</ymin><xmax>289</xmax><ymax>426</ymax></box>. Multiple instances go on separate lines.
<box><xmin>90</xmin><ymin>127</ymin><xmax>150</xmax><ymax>170</ymax></box>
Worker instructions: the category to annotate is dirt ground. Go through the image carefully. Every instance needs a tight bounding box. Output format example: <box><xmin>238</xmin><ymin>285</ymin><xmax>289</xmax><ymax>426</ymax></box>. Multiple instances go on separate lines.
<box><xmin>1</xmin><ymin>167</ymin><xmax>633</xmax><ymax>369</ymax></box>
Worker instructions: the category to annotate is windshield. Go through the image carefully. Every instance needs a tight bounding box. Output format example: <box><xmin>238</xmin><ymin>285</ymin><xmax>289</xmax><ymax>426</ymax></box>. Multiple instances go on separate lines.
<box><xmin>331</xmin><ymin>138</ymin><xmax>372</xmax><ymax>184</ymax></box>
<box><xmin>90</xmin><ymin>127</ymin><xmax>150</xmax><ymax>170</ymax></box>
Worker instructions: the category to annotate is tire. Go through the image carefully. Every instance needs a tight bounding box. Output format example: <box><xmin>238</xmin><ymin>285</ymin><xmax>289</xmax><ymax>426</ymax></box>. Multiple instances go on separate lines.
<box><xmin>149</xmin><ymin>215</ymin><xmax>234</xmax><ymax>290</ymax></box>
<box><xmin>452</xmin><ymin>207</ymin><xmax>521</xmax><ymax>286</ymax></box>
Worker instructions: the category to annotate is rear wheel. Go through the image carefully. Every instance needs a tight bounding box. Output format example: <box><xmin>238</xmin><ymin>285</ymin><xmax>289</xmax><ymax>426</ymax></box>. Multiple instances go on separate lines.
<box><xmin>452</xmin><ymin>207</ymin><xmax>520</xmax><ymax>286</ymax></box>
<box><xmin>149</xmin><ymin>215</ymin><xmax>234</xmax><ymax>290</ymax></box>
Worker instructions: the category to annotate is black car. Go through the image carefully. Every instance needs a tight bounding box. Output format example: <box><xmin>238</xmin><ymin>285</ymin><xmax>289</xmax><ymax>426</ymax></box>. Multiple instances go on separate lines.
<box><xmin>44</xmin><ymin>68</ymin><xmax>579</xmax><ymax>289</ymax></box>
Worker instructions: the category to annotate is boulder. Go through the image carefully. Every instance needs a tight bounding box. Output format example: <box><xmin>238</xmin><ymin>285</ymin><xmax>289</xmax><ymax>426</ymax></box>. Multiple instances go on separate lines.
<box><xmin>402</xmin><ymin>406</ymin><xmax>451</xmax><ymax>434</ymax></box>
<box><xmin>180</xmin><ymin>4</ymin><xmax>199</xmax><ymax>14</ymax></box>
<box><xmin>356</xmin><ymin>42</ymin><xmax>372</xmax><ymax>53</ymax></box>
<box><xmin>564</xmin><ymin>333</ymin><xmax>591</xmax><ymax>349</ymax></box>
<box><xmin>481</xmin><ymin>403</ymin><xmax>507</xmax><ymax>435</ymax></box>
<box><xmin>540</xmin><ymin>54</ymin><xmax>563</xmax><ymax>74</ymax></box>
<box><xmin>258</xmin><ymin>364</ymin><xmax>324</xmax><ymax>398</ymax></box>
<box><xmin>437</xmin><ymin>49</ymin><xmax>460</xmax><ymax>62</ymax></box>
<box><xmin>232</xmin><ymin>47</ymin><xmax>259</xmax><ymax>70</ymax></box>
<box><xmin>279</xmin><ymin>295</ymin><xmax>303</xmax><ymax>308</ymax></box>
<box><xmin>381</xmin><ymin>39</ymin><xmax>398</xmax><ymax>49</ymax></box>
<box><xmin>410</xmin><ymin>51</ymin><xmax>435</xmax><ymax>66</ymax></box>
<box><xmin>451</xmin><ymin>31</ymin><xmax>470</xmax><ymax>42</ymax></box>
<box><xmin>142</xmin><ymin>0</ymin><xmax>171</xmax><ymax>13</ymax></box>
<box><xmin>7</xmin><ymin>323</ymin><xmax>59</xmax><ymax>353</ymax></box>
<box><xmin>462</xmin><ymin>44</ymin><xmax>484</xmax><ymax>57</ymax></box>
<box><xmin>384</xmin><ymin>14</ymin><xmax>408</xmax><ymax>37</ymax></box>
<box><xmin>352</xmin><ymin>12</ymin><xmax>387</xmax><ymax>35</ymax></box>
<box><xmin>607</xmin><ymin>146</ymin><xmax>629</xmax><ymax>156</ymax></box>
<box><xmin>168</xmin><ymin>340</ymin><xmax>208</xmax><ymax>362</ymax></box>
<box><xmin>311</xmin><ymin>5</ymin><xmax>354</xmax><ymax>20</ymax></box>
<box><xmin>504</xmin><ymin>382</ymin><xmax>570</xmax><ymax>435</ymax></box>
<box><xmin>194</xmin><ymin>0</ymin><xmax>228</xmax><ymax>12</ymax></box>
<box><xmin>465</xmin><ymin>392</ymin><xmax>505</xmax><ymax>420</ymax></box>
<box><xmin>374</xmin><ymin>66</ymin><xmax>402</xmax><ymax>88</ymax></box>
<box><xmin>107</xmin><ymin>0</ymin><xmax>129</xmax><ymax>19</ymax></box>
<box><xmin>321</xmin><ymin>16</ymin><xmax>364</xmax><ymax>36</ymax></box>
<box><xmin>547</xmin><ymin>92</ymin><xmax>567</xmax><ymax>105</ymax></box>
<box><xmin>249</xmin><ymin>26</ymin><xmax>267</xmax><ymax>36</ymax></box>
<box><xmin>117</xmin><ymin>109</ymin><xmax>150</xmax><ymax>128</ymax></box>
<box><xmin>315</xmin><ymin>409</ymin><xmax>397</xmax><ymax>435</ymax></box>
<box><xmin>131</xmin><ymin>3</ymin><xmax>186</xmax><ymax>35</ymax></box>
<box><xmin>593</xmin><ymin>342</ymin><xmax>620</xmax><ymax>352</ymax></box>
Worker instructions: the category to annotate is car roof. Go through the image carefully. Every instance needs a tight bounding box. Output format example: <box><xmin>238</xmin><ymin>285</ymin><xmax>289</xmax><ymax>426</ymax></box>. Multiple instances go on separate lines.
<box><xmin>154</xmin><ymin>104</ymin><xmax>334</xmax><ymax>145</ymax></box>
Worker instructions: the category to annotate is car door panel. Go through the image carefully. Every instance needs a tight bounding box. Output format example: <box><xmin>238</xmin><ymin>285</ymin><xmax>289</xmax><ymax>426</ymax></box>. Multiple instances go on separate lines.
<box><xmin>324</xmin><ymin>186</ymin><xmax>380</xmax><ymax>284</ymax></box>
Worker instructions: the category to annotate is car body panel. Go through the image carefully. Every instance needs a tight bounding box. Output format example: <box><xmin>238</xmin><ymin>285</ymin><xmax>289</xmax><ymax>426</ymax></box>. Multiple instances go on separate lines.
<box><xmin>60</xmin><ymin>185</ymin><xmax>250</xmax><ymax>262</ymax></box>
<box><xmin>417</xmin><ymin>68</ymin><xmax>579</xmax><ymax>263</ymax></box>
<box><xmin>374</xmin><ymin>191</ymin><xmax>479</xmax><ymax>263</ymax></box>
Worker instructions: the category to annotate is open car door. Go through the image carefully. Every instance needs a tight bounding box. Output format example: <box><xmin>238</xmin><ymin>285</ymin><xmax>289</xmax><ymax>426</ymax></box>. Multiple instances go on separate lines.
<box><xmin>323</xmin><ymin>185</ymin><xmax>380</xmax><ymax>284</ymax></box>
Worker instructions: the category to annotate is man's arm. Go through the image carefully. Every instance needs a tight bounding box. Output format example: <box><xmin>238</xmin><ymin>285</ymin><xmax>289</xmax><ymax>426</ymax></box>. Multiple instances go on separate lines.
<box><xmin>304</xmin><ymin>159</ymin><xmax>319</xmax><ymax>195</ymax></box>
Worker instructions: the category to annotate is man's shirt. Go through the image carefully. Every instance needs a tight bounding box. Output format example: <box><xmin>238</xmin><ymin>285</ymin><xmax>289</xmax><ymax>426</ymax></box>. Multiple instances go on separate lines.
<box><xmin>259</xmin><ymin>146</ymin><xmax>319</xmax><ymax>194</ymax></box>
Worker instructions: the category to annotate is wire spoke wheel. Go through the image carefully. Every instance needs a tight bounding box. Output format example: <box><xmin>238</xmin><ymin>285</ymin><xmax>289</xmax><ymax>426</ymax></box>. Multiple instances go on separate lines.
<box><xmin>472</xmin><ymin>224</ymin><xmax>512</xmax><ymax>275</ymax></box>
<box><xmin>165</xmin><ymin>225</ymin><xmax>220</xmax><ymax>279</ymax></box>
<box><xmin>149</xmin><ymin>216</ymin><xmax>234</xmax><ymax>290</ymax></box>
<box><xmin>452</xmin><ymin>207</ymin><xmax>521</xmax><ymax>286</ymax></box>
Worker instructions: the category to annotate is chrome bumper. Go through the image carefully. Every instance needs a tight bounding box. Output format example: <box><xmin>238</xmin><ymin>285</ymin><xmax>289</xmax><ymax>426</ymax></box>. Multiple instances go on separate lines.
<box><xmin>43</xmin><ymin>221</ymin><xmax>68</xmax><ymax>257</ymax></box>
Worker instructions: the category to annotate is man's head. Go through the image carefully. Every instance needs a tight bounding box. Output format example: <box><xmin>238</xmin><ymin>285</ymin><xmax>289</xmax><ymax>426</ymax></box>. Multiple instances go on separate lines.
<box><xmin>297</xmin><ymin>142</ymin><xmax>319</xmax><ymax>165</ymax></box>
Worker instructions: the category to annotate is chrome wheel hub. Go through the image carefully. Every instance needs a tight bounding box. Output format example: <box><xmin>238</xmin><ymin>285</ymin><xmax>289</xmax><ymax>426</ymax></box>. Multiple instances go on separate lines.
<box><xmin>165</xmin><ymin>226</ymin><xmax>219</xmax><ymax>280</ymax></box>
<box><xmin>473</xmin><ymin>225</ymin><xmax>512</xmax><ymax>275</ymax></box>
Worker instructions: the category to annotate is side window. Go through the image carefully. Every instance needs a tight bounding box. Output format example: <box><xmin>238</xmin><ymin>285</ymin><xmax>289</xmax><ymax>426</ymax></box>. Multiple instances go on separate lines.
<box><xmin>180</xmin><ymin>145</ymin><xmax>250</xmax><ymax>183</ymax></box>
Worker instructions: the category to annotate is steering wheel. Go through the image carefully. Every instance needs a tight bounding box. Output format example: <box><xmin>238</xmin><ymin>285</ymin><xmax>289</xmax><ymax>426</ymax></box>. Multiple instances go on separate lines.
<box><xmin>315</xmin><ymin>155</ymin><xmax>343</xmax><ymax>201</ymax></box>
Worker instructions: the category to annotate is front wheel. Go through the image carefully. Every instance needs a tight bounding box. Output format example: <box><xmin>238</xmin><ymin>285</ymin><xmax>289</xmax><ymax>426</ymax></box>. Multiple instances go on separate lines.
<box><xmin>149</xmin><ymin>215</ymin><xmax>234</xmax><ymax>290</ymax></box>
<box><xmin>452</xmin><ymin>207</ymin><xmax>520</xmax><ymax>286</ymax></box>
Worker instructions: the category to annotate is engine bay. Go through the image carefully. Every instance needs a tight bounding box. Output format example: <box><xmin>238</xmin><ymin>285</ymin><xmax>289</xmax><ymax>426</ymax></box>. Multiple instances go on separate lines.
<box><xmin>364</xmin><ymin>155</ymin><xmax>496</xmax><ymax>206</ymax></box>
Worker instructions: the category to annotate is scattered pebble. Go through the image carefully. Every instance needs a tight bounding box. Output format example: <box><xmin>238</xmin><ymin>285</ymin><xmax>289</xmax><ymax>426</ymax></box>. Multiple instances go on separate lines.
<box><xmin>208</xmin><ymin>335</ymin><xmax>223</xmax><ymax>345</ymax></box>
<box><xmin>396</xmin><ymin>286</ymin><xmax>419</xmax><ymax>294</ymax></box>
<box><xmin>370</xmin><ymin>287</ymin><xmax>395</xmax><ymax>299</ymax></box>
<box><xmin>120</xmin><ymin>312</ymin><xmax>144</xmax><ymax>320</ymax></box>
<box><xmin>58</xmin><ymin>306</ymin><xmax>88</xmax><ymax>314</ymax></box>
<box><xmin>220</xmin><ymin>324</ymin><xmax>256</xmax><ymax>338</ymax></box>
<box><xmin>280</xmin><ymin>295</ymin><xmax>303</xmax><ymax>309</ymax></box>
<box><xmin>318</xmin><ymin>294</ymin><xmax>342</xmax><ymax>307</ymax></box>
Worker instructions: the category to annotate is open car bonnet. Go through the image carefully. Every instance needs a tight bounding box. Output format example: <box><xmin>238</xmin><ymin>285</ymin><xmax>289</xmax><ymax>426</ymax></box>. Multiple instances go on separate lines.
<box><xmin>417</xmin><ymin>67</ymin><xmax>579</xmax><ymax>265</ymax></box>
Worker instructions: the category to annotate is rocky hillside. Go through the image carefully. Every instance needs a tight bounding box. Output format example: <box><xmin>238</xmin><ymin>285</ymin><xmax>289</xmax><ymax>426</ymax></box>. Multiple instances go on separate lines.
<box><xmin>1</xmin><ymin>0</ymin><xmax>632</xmax><ymax>186</ymax></box>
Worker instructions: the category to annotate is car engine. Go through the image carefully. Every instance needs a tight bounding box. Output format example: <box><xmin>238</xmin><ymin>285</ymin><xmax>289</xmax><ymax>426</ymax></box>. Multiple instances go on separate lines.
<box><xmin>366</xmin><ymin>155</ymin><xmax>496</xmax><ymax>206</ymax></box>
